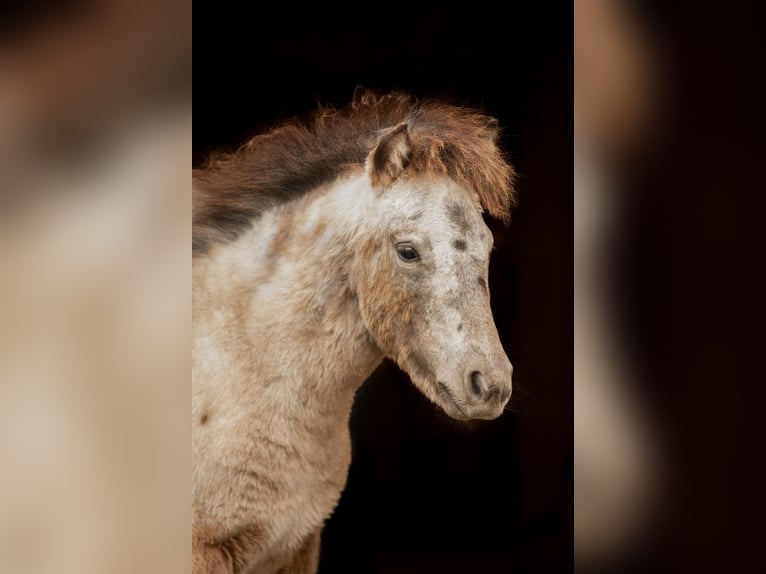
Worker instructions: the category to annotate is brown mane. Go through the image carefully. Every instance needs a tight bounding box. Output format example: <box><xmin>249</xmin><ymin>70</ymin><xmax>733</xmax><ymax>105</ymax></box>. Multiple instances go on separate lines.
<box><xmin>193</xmin><ymin>90</ymin><xmax>517</xmax><ymax>255</ymax></box>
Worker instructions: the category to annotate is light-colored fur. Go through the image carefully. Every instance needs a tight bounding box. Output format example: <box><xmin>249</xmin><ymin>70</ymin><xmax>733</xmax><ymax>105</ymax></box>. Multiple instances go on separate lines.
<box><xmin>193</xmin><ymin>122</ymin><xmax>513</xmax><ymax>573</ymax></box>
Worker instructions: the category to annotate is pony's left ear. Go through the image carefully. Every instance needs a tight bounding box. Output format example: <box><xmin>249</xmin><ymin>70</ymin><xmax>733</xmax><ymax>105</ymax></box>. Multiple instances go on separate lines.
<box><xmin>367</xmin><ymin>122</ymin><xmax>411</xmax><ymax>189</ymax></box>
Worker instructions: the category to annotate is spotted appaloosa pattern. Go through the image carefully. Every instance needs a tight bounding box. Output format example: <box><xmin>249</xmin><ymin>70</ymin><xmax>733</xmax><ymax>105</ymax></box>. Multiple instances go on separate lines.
<box><xmin>193</xmin><ymin>91</ymin><xmax>516</xmax><ymax>574</ymax></box>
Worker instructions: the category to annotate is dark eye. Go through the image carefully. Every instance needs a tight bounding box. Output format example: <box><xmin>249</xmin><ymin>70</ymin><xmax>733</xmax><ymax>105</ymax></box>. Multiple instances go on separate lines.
<box><xmin>397</xmin><ymin>245</ymin><xmax>419</xmax><ymax>261</ymax></box>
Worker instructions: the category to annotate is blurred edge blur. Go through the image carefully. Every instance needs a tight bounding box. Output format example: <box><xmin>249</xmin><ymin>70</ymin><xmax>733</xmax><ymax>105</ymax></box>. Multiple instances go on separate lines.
<box><xmin>0</xmin><ymin>2</ymin><xmax>190</xmax><ymax>574</ymax></box>
<box><xmin>4</xmin><ymin>0</ymin><xmax>765</xmax><ymax>572</ymax></box>
<box><xmin>578</xmin><ymin>1</ymin><xmax>766</xmax><ymax>573</ymax></box>
<box><xmin>575</xmin><ymin>0</ymin><xmax>663</xmax><ymax>570</ymax></box>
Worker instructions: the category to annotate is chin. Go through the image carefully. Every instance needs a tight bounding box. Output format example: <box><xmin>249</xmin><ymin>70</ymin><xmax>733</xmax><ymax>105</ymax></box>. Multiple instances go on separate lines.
<box><xmin>441</xmin><ymin>404</ymin><xmax>472</xmax><ymax>421</ymax></box>
<box><xmin>434</xmin><ymin>381</ymin><xmax>473</xmax><ymax>420</ymax></box>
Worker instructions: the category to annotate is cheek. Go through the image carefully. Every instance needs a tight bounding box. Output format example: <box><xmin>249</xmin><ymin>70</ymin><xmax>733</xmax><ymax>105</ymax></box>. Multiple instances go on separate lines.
<box><xmin>357</xmin><ymin>246</ymin><xmax>420</xmax><ymax>350</ymax></box>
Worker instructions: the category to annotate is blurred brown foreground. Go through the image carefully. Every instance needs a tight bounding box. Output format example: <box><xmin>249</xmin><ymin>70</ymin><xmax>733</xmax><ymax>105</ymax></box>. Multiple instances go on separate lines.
<box><xmin>0</xmin><ymin>2</ymin><xmax>190</xmax><ymax>573</ymax></box>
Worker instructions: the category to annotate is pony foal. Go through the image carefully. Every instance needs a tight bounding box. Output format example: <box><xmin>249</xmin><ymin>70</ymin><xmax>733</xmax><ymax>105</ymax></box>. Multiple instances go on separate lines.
<box><xmin>192</xmin><ymin>92</ymin><xmax>516</xmax><ymax>573</ymax></box>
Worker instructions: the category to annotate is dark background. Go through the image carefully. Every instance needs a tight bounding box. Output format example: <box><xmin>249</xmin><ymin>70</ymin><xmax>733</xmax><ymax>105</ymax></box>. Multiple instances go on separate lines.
<box><xmin>194</xmin><ymin>3</ymin><xmax>572</xmax><ymax>572</ymax></box>
<box><xmin>589</xmin><ymin>3</ymin><xmax>766</xmax><ymax>573</ymax></box>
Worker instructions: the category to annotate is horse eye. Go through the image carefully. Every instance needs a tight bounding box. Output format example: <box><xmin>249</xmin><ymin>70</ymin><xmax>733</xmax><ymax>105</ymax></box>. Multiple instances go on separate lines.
<box><xmin>397</xmin><ymin>245</ymin><xmax>419</xmax><ymax>261</ymax></box>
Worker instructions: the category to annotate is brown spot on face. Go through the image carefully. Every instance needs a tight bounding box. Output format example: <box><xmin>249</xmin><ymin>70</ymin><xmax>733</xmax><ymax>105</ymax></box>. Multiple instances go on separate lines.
<box><xmin>478</xmin><ymin>277</ymin><xmax>487</xmax><ymax>291</ymax></box>
<box><xmin>447</xmin><ymin>201</ymin><xmax>472</xmax><ymax>233</ymax></box>
<box><xmin>408</xmin><ymin>211</ymin><xmax>424</xmax><ymax>220</ymax></box>
<box><xmin>200</xmin><ymin>413</ymin><xmax>209</xmax><ymax>425</ymax></box>
<box><xmin>457</xmin><ymin>322</ymin><xmax>463</xmax><ymax>332</ymax></box>
<box><xmin>447</xmin><ymin>296</ymin><xmax>462</xmax><ymax>309</ymax></box>
<box><xmin>453</xmin><ymin>239</ymin><xmax>467</xmax><ymax>251</ymax></box>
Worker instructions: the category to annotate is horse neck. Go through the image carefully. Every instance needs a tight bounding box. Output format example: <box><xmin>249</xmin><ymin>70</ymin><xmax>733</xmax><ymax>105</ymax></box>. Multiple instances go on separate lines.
<box><xmin>193</xmin><ymin>174</ymin><xmax>383</xmax><ymax>416</ymax></box>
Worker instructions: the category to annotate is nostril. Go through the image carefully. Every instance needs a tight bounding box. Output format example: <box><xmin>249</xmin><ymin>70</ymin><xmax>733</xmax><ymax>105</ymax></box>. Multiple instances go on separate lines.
<box><xmin>469</xmin><ymin>371</ymin><xmax>484</xmax><ymax>398</ymax></box>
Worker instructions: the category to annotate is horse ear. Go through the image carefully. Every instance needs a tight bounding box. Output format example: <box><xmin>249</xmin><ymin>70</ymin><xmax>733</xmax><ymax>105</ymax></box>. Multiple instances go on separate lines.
<box><xmin>367</xmin><ymin>122</ymin><xmax>411</xmax><ymax>189</ymax></box>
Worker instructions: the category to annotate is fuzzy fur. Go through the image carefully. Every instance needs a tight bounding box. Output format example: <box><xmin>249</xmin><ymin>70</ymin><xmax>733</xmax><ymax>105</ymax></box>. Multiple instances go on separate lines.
<box><xmin>193</xmin><ymin>90</ymin><xmax>516</xmax><ymax>255</ymax></box>
<box><xmin>193</xmin><ymin>91</ymin><xmax>515</xmax><ymax>573</ymax></box>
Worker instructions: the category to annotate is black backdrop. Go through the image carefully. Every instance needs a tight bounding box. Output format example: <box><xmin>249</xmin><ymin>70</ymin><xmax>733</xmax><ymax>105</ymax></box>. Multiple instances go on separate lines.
<box><xmin>194</xmin><ymin>3</ymin><xmax>572</xmax><ymax>572</ymax></box>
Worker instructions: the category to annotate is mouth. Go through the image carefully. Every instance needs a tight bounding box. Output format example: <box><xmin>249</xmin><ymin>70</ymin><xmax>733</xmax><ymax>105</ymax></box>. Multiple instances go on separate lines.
<box><xmin>436</xmin><ymin>382</ymin><xmax>471</xmax><ymax>421</ymax></box>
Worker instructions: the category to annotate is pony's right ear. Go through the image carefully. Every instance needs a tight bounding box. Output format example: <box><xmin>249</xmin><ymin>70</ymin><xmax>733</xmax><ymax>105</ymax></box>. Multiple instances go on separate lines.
<box><xmin>366</xmin><ymin>122</ymin><xmax>411</xmax><ymax>189</ymax></box>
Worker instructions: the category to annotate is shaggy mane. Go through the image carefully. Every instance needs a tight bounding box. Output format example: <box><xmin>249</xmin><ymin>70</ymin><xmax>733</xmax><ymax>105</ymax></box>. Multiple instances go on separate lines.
<box><xmin>193</xmin><ymin>90</ymin><xmax>517</xmax><ymax>255</ymax></box>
